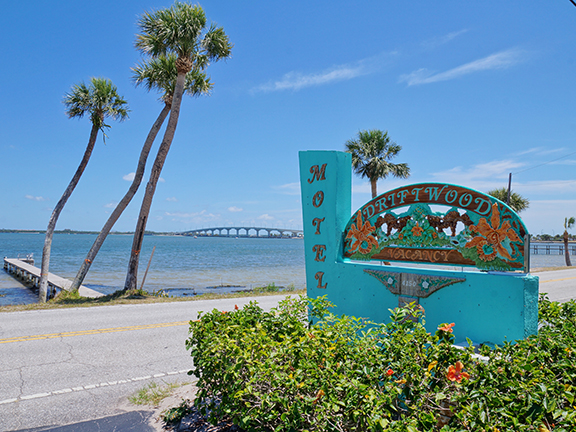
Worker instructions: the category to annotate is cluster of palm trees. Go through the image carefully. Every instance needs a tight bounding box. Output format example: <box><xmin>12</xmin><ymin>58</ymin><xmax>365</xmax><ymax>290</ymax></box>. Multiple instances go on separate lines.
<box><xmin>39</xmin><ymin>2</ymin><xmax>232</xmax><ymax>301</ymax></box>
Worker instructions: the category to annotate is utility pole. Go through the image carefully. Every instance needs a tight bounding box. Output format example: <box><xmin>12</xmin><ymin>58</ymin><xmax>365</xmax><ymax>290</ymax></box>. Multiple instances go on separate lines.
<box><xmin>507</xmin><ymin>173</ymin><xmax>512</xmax><ymax>205</ymax></box>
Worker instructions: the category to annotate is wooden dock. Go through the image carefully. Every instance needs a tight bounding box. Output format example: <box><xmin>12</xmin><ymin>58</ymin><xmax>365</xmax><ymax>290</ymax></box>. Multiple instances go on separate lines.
<box><xmin>531</xmin><ymin>244</ymin><xmax>576</xmax><ymax>255</ymax></box>
<box><xmin>3</xmin><ymin>258</ymin><xmax>104</xmax><ymax>299</ymax></box>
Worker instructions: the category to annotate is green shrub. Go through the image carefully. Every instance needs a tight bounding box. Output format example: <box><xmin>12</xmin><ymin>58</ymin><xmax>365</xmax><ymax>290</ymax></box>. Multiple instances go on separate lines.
<box><xmin>186</xmin><ymin>295</ymin><xmax>576</xmax><ymax>431</ymax></box>
<box><xmin>162</xmin><ymin>399</ymin><xmax>194</xmax><ymax>426</ymax></box>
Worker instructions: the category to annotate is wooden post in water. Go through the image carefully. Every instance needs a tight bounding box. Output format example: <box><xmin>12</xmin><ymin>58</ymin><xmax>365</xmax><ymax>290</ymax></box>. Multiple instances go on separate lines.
<box><xmin>139</xmin><ymin>246</ymin><xmax>156</xmax><ymax>291</ymax></box>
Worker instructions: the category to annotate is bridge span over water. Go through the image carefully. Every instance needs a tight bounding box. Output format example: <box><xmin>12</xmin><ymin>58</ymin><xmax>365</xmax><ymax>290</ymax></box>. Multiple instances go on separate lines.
<box><xmin>181</xmin><ymin>226</ymin><xmax>303</xmax><ymax>238</ymax></box>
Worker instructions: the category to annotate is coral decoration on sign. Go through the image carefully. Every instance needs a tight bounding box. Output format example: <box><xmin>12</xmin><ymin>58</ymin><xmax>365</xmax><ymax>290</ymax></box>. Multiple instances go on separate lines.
<box><xmin>345</xmin><ymin>211</ymin><xmax>378</xmax><ymax>254</ymax></box>
<box><xmin>465</xmin><ymin>203</ymin><xmax>522</xmax><ymax>262</ymax></box>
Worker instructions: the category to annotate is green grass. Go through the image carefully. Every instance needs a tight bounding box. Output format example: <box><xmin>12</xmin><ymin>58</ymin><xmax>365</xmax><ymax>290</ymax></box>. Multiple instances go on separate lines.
<box><xmin>0</xmin><ymin>287</ymin><xmax>306</xmax><ymax>313</ymax></box>
<box><xmin>129</xmin><ymin>381</ymin><xmax>186</xmax><ymax>406</ymax></box>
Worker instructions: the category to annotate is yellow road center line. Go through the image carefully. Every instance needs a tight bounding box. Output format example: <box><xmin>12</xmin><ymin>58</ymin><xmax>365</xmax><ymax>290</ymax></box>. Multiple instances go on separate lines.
<box><xmin>0</xmin><ymin>321</ymin><xmax>190</xmax><ymax>344</ymax></box>
<box><xmin>541</xmin><ymin>276</ymin><xmax>576</xmax><ymax>283</ymax></box>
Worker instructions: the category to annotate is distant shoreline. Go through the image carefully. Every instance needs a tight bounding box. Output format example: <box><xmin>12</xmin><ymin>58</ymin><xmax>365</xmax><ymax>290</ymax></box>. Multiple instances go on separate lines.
<box><xmin>0</xmin><ymin>229</ymin><xmax>303</xmax><ymax>238</ymax></box>
<box><xmin>0</xmin><ymin>229</ymin><xmax>175</xmax><ymax>236</ymax></box>
<box><xmin>532</xmin><ymin>240</ymin><xmax>575</xmax><ymax>244</ymax></box>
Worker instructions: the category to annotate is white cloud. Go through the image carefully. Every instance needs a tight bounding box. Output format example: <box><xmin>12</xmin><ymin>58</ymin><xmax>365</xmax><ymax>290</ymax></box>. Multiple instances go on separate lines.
<box><xmin>166</xmin><ymin>197</ymin><xmax>178</xmax><ymax>202</ymax></box>
<box><xmin>520</xmin><ymin>199</ymin><xmax>576</xmax><ymax>235</ymax></box>
<box><xmin>431</xmin><ymin>159</ymin><xmax>524</xmax><ymax>184</ymax></box>
<box><xmin>514</xmin><ymin>147</ymin><xmax>566</xmax><ymax>157</ymax></box>
<box><xmin>104</xmin><ymin>202</ymin><xmax>117</xmax><ymax>208</ymax></box>
<box><xmin>421</xmin><ymin>29</ymin><xmax>469</xmax><ymax>49</ymax></box>
<box><xmin>399</xmin><ymin>48</ymin><xmax>526</xmax><ymax>86</ymax></box>
<box><xmin>514</xmin><ymin>180</ymin><xmax>576</xmax><ymax>195</ymax></box>
<box><xmin>228</xmin><ymin>206</ymin><xmax>243</xmax><ymax>212</ymax></box>
<box><xmin>254</xmin><ymin>51</ymin><xmax>397</xmax><ymax>93</ymax></box>
<box><xmin>550</xmin><ymin>159</ymin><xmax>576</xmax><ymax>166</ymax></box>
<box><xmin>165</xmin><ymin>210</ymin><xmax>220</xmax><ymax>224</ymax></box>
<box><xmin>274</xmin><ymin>182</ymin><xmax>301</xmax><ymax>195</ymax></box>
<box><xmin>123</xmin><ymin>173</ymin><xmax>164</xmax><ymax>182</ymax></box>
<box><xmin>429</xmin><ymin>160</ymin><xmax>576</xmax><ymax>196</ymax></box>
<box><xmin>166</xmin><ymin>211</ymin><xmax>202</xmax><ymax>218</ymax></box>
<box><xmin>257</xmin><ymin>67</ymin><xmax>364</xmax><ymax>92</ymax></box>
<box><xmin>25</xmin><ymin>195</ymin><xmax>46</xmax><ymax>201</ymax></box>
<box><xmin>258</xmin><ymin>214</ymin><xmax>275</xmax><ymax>221</ymax></box>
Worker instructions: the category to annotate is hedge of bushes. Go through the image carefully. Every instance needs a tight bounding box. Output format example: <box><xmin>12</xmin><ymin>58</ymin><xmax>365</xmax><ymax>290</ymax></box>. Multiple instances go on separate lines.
<box><xmin>186</xmin><ymin>295</ymin><xmax>576</xmax><ymax>431</ymax></box>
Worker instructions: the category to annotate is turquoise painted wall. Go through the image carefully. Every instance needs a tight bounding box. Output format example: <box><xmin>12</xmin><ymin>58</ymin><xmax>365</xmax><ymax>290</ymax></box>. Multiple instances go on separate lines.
<box><xmin>299</xmin><ymin>150</ymin><xmax>538</xmax><ymax>345</ymax></box>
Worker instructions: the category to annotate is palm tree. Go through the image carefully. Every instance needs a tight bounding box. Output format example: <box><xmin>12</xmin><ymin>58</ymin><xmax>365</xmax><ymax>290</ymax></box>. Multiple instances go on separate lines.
<box><xmin>564</xmin><ymin>217</ymin><xmax>575</xmax><ymax>266</ymax></box>
<box><xmin>124</xmin><ymin>2</ymin><xmax>232</xmax><ymax>291</ymax></box>
<box><xmin>487</xmin><ymin>187</ymin><xmax>530</xmax><ymax>213</ymax></box>
<box><xmin>70</xmin><ymin>55</ymin><xmax>212</xmax><ymax>292</ymax></box>
<box><xmin>345</xmin><ymin>129</ymin><xmax>410</xmax><ymax>198</ymax></box>
<box><xmin>39</xmin><ymin>78</ymin><xmax>129</xmax><ymax>302</ymax></box>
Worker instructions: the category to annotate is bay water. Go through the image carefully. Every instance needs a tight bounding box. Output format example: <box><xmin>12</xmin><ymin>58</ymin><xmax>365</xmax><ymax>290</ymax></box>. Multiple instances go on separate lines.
<box><xmin>0</xmin><ymin>233</ymin><xmax>305</xmax><ymax>305</ymax></box>
<box><xmin>1</xmin><ymin>233</ymin><xmax>572</xmax><ymax>306</ymax></box>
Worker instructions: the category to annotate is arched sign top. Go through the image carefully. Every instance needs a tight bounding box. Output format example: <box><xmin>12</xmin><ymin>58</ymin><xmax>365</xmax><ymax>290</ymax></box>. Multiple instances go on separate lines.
<box><xmin>343</xmin><ymin>183</ymin><xmax>529</xmax><ymax>272</ymax></box>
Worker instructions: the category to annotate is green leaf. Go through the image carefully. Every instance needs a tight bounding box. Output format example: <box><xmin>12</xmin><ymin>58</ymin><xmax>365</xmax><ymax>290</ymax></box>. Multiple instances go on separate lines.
<box><xmin>435</xmin><ymin>392</ymin><xmax>447</xmax><ymax>402</ymax></box>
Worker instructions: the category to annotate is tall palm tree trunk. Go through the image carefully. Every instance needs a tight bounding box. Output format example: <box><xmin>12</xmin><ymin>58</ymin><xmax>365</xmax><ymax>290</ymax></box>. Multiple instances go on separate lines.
<box><xmin>70</xmin><ymin>104</ymin><xmax>171</xmax><ymax>291</ymax></box>
<box><xmin>564</xmin><ymin>230</ymin><xmax>572</xmax><ymax>267</ymax></box>
<box><xmin>124</xmin><ymin>71</ymin><xmax>186</xmax><ymax>291</ymax></box>
<box><xmin>39</xmin><ymin>123</ymin><xmax>100</xmax><ymax>302</ymax></box>
<box><xmin>371</xmin><ymin>178</ymin><xmax>378</xmax><ymax>198</ymax></box>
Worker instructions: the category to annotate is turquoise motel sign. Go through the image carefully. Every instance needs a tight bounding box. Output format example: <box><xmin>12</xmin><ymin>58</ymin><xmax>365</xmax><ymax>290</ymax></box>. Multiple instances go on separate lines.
<box><xmin>299</xmin><ymin>150</ymin><xmax>538</xmax><ymax>345</ymax></box>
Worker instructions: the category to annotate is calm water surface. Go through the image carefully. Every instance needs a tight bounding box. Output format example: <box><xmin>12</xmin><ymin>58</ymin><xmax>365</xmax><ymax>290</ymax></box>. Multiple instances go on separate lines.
<box><xmin>1</xmin><ymin>233</ymin><xmax>572</xmax><ymax>306</ymax></box>
<box><xmin>0</xmin><ymin>233</ymin><xmax>305</xmax><ymax>305</ymax></box>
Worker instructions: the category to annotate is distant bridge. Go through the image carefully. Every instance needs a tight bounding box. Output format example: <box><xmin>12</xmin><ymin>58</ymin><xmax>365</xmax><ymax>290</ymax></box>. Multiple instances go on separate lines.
<box><xmin>181</xmin><ymin>226</ymin><xmax>303</xmax><ymax>238</ymax></box>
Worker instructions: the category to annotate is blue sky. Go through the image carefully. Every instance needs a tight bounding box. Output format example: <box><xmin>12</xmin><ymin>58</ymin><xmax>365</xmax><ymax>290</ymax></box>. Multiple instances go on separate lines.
<box><xmin>1</xmin><ymin>1</ymin><xmax>575</xmax><ymax>235</ymax></box>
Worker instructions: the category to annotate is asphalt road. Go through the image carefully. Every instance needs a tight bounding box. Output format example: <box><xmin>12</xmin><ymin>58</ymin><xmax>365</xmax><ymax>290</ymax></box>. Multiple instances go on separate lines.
<box><xmin>0</xmin><ymin>295</ymin><xmax>289</xmax><ymax>431</ymax></box>
<box><xmin>1</xmin><ymin>269</ymin><xmax>575</xmax><ymax>431</ymax></box>
<box><xmin>535</xmin><ymin>267</ymin><xmax>576</xmax><ymax>303</ymax></box>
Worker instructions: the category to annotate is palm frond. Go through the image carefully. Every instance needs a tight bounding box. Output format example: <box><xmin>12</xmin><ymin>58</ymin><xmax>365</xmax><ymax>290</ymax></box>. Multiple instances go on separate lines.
<box><xmin>344</xmin><ymin>129</ymin><xmax>410</xmax><ymax>191</ymax></box>
<box><xmin>202</xmin><ymin>24</ymin><xmax>233</xmax><ymax>61</ymax></box>
<box><xmin>63</xmin><ymin>82</ymin><xmax>91</xmax><ymax>119</ymax></box>
<box><xmin>62</xmin><ymin>77</ymin><xmax>129</xmax><ymax>134</ymax></box>
<box><xmin>136</xmin><ymin>2</ymin><xmax>206</xmax><ymax>59</ymax></box>
<box><xmin>132</xmin><ymin>54</ymin><xmax>212</xmax><ymax>102</ymax></box>
<box><xmin>134</xmin><ymin>2</ymin><xmax>231</xmax><ymax>74</ymax></box>
<box><xmin>487</xmin><ymin>187</ymin><xmax>530</xmax><ymax>213</ymax></box>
